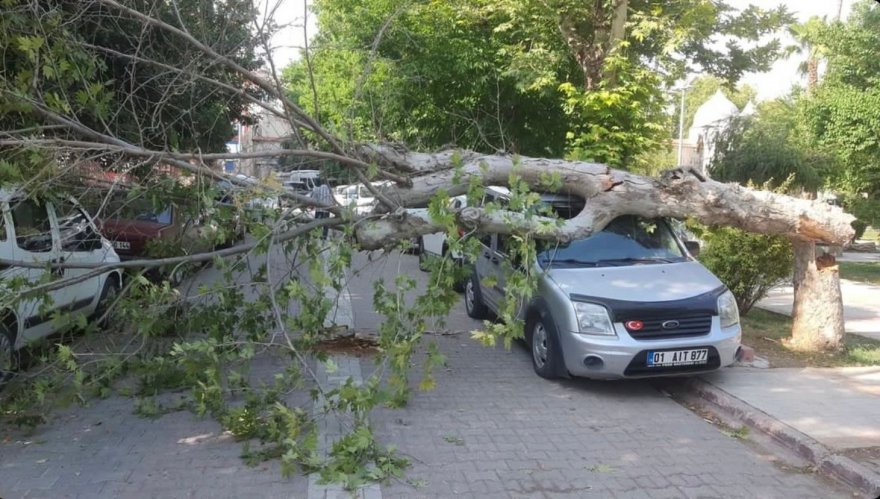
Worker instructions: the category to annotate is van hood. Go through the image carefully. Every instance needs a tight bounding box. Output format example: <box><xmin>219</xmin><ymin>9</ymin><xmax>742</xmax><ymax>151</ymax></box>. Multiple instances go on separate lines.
<box><xmin>546</xmin><ymin>261</ymin><xmax>723</xmax><ymax>303</ymax></box>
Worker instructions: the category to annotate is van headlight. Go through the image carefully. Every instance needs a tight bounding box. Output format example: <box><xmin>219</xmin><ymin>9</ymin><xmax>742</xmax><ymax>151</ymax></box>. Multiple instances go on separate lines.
<box><xmin>572</xmin><ymin>302</ymin><xmax>616</xmax><ymax>336</ymax></box>
<box><xmin>718</xmin><ymin>290</ymin><xmax>740</xmax><ymax>328</ymax></box>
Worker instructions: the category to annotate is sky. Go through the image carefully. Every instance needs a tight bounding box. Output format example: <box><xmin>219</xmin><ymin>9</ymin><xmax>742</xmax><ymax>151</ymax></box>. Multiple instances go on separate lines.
<box><xmin>259</xmin><ymin>0</ymin><xmax>315</xmax><ymax>70</ymax></box>
<box><xmin>264</xmin><ymin>0</ymin><xmax>858</xmax><ymax>101</ymax></box>
<box><xmin>730</xmin><ymin>0</ymin><xmax>857</xmax><ymax>101</ymax></box>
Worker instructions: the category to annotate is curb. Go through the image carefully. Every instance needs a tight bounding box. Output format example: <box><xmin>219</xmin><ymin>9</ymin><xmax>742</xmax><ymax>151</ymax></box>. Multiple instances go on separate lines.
<box><xmin>684</xmin><ymin>377</ymin><xmax>880</xmax><ymax>497</ymax></box>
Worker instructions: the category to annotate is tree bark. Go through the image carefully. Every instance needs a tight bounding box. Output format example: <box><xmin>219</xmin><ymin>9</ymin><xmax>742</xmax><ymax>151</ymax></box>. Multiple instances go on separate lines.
<box><xmin>605</xmin><ymin>0</ymin><xmax>629</xmax><ymax>86</ymax></box>
<box><xmin>807</xmin><ymin>57</ymin><xmax>819</xmax><ymax>93</ymax></box>
<box><xmin>609</xmin><ymin>0</ymin><xmax>628</xmax><ymax>44</ymax></box>
<box><xmin>789</xmin><ymin>241</ymin><xmax>845</xmax><ymax>351</ymax></box>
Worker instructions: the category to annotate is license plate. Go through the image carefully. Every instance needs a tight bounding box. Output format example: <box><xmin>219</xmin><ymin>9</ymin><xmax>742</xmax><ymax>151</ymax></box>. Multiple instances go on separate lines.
<box><xmin>646</xmin><ymin>348</ymin><xmax>708</xmax><ymax>367</ymax></box>
<box><xmin>113</xmin><ymin>241</ymin><xmax>130</xmax><ymax>250</ymax></box>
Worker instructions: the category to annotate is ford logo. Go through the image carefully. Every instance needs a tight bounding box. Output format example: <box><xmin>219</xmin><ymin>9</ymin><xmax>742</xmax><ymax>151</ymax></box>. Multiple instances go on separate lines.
<box><xmin>661</xmin><ymin>320</ymin><xmax>680</xmax><ymax>330</ymax></box>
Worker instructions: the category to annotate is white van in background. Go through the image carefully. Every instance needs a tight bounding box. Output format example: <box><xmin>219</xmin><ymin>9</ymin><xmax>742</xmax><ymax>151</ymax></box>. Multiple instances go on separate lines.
<box><xmin>280</xmin><ymin>170</ymin><xmax>323</xmax><ymax>196</ymax></box>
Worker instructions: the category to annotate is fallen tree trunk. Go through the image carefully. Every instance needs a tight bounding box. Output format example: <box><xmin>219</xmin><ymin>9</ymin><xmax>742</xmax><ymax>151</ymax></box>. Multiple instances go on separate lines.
<box><xmin>354</xmin><ymin>148</ymin><xmax>855</xmax><ymax>353</ymax></box>
<box><xmin>355</xmin><ymin>149</ymin><xmax>855</xmax><ymax>249</ymax></box>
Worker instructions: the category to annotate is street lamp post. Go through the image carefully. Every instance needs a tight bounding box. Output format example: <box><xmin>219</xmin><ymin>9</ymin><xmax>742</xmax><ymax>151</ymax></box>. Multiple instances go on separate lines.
<box><xmin>677</xmin><ymin>86</ymin><xmax>686</xmax><ymax>166</ymax></box>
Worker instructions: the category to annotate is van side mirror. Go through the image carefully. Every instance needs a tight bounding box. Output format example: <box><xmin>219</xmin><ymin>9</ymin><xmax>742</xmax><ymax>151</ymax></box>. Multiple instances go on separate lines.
<box><xmin>684</xmin><ymin>240</ymin><xmax>701</xmax><ymax>257</ymax></box>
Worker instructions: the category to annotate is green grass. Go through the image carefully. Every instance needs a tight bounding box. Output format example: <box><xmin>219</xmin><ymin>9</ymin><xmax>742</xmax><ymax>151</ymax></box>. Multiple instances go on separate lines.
<box><xmin>839</xmin><ymin>261</ymin><xmax>880</xmax><ymax>285</ymax></box>
<box><xmin>863</xmin><ymin>226</ymin><xmax>879</xmax><ymax>242</ymax></box>
<box><xmin>741</xmin><ymin>308</ymin><xmax>880</xmax><ymax>367</ymax></box>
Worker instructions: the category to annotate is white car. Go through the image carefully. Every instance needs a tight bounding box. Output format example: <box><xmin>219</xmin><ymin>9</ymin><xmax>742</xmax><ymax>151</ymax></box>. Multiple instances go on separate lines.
<box><xmin>1</xmin><ymin>188</ymin><xmax>123</xmax><ymax>379</ymax></box>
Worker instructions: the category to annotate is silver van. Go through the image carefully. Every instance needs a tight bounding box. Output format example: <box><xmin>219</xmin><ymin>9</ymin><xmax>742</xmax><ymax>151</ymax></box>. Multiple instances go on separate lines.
<box><xmin>465</xmin><ymin>187</ymin><xmax>742</xmax><ymax>379</ymax></box>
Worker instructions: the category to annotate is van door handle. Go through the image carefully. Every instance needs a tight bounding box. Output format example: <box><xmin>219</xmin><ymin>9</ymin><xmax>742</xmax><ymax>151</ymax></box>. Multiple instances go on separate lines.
<box><xmin>490</xmin><ymin>256</ymin><xmax>499</xmax><ymax>264</ymax></box>
<box><xmin>483</xmin><ymin>251</ymin><xmax>491</xmax><ymax>259</ymax></box>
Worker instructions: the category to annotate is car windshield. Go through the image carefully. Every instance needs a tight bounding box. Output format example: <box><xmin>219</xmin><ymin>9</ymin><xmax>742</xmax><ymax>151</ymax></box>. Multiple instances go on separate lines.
<box><xmin>537</xmin><ymin>216</ymin><xmax>686</xmax><ymax>267</ymax></box>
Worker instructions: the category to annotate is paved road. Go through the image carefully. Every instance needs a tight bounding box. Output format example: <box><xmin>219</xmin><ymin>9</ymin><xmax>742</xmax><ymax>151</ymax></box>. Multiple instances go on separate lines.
<box><xmin>0</xmin><ymin>248</ymin><xmax>860</xmax><ymax>498</ymax></box>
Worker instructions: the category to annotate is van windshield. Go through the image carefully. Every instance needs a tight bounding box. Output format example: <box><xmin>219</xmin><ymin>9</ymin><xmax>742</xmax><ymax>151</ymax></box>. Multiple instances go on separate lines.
<box><xmin>537</xmin><ymin>216</ymin><xmax>686</xmax><ymax>267</ymax></box>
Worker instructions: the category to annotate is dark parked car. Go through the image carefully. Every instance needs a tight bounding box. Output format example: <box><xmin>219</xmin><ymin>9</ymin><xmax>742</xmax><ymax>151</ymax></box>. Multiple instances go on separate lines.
<box><xmin>92</xmin><ymin>190</ymin><xmax>243</xmax><ymax>262</ymax></box>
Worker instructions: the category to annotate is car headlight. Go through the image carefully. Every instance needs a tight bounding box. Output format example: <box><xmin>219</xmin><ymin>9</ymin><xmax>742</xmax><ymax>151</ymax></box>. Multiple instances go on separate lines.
<box><xmin>718</xmin><ymin>290</ymin><xmax>740</xmax><ymax>328</ymax></box>
<box><xmin>572</xmin><ymin>301</ymin><xmax>616</xmax><ymax>336</ymax></box>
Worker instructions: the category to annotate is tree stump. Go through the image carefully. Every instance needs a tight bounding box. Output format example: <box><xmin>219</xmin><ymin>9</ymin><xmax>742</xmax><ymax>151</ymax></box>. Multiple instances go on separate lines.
<box><xmin>789</xmin><ymin>240</ymin><xmax>845</xmax><ymax>351</ymax></box>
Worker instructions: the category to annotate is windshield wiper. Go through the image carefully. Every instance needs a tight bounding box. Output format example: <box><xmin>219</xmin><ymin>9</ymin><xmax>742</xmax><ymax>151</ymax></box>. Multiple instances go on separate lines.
<box><xmin>595</xmin><ymin>257</ymin><xmax>676</xmax><ymax>265</ymax></box>
<box><xmin>539</xmin><ymin>258</ymin><xmax>600</xmax><ymax>267</ymax></box>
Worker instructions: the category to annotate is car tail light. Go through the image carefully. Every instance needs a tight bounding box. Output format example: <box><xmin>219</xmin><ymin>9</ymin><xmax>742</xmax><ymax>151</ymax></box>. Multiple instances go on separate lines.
<box><xmin>625</xmin><ymin>320</ymin><xmax>644</xmax><ymax>331</ymax></box>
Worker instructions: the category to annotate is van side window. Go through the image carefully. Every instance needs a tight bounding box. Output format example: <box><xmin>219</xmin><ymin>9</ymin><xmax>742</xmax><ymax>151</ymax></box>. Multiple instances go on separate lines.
<box><xmin>479</xmin><ymin>233</ymin><xmax>492</xmax><ymax>248</ymax></box>
<box><xmin>11</xmin><ymin>200</ymin><xmax>53</xmax><ymax>253</ymax></box>
<box><xmin>0</xmin><ymin>209</ymin><xmax>6</xmax><ymax>242</ymax></box>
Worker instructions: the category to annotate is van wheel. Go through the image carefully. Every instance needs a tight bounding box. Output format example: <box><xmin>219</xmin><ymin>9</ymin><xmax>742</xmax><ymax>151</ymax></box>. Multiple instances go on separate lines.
<box><xmin>95</xmin><ymin>275</ymin><xmax>121</xmax><ymax>329</ymax></box>
<box><xmin>0</xmin><ymin>324</ymin><xmax>17</xmax><ymax>385</ymax></box>
<box><xmin>528</xmin><ymin>312</ymin><xmax>562</xmax><ymax>379</ymax></box>
<box><xmin>464</xmin><ymin>272</ymin><xmax>489</xmax><ymax>319</ymax></box>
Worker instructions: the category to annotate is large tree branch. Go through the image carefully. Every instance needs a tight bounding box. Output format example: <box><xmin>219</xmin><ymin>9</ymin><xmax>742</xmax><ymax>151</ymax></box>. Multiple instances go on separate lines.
<box><xmin>0</xmin><ymin>138</ymin><xmax>411</xmax><ymax>185</ymax></box>
<box><xmin>353</xmin><ymin>150</ymin><xmax>855</xmax><ymax>249</ymax></box>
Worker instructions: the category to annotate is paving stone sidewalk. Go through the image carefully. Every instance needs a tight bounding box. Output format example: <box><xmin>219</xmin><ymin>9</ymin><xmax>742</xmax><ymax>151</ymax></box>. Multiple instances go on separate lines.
<box><xmin>367</xmin><ymin>334</ymin><xmax>856</xmax><ymax>498</ymax></box>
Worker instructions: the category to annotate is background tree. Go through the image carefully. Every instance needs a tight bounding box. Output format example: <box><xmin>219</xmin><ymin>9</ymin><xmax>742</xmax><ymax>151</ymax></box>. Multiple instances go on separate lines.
<box><xmin>788</xmin><ymin>16</ymin><xmax>830</xmax><ymax>93</ymax></box>
<box><xmin>710</xmin><ymin>100</ymin><xmax>825</xmax><ymax>191</ymax></box>
<box><xmin>1</xmin><ymin>0</ymin><xmax>262</xmax><ymax>158</ymax></box>
<box><xmin>797</xmin><ymin>0</ymin><xmax>880</xmax><ymax>235</ymax></box>
<box><xmin>287</xmin><ymin>0</ymin><xmax>793</xmax><ymax>168</ymax></box>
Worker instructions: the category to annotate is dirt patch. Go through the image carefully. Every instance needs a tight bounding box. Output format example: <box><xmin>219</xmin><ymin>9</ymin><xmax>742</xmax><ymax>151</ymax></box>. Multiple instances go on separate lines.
<box><xmin>313</xmin><ymin>334</ymin><xmax>379</xmax><ymax>357</ymax></box>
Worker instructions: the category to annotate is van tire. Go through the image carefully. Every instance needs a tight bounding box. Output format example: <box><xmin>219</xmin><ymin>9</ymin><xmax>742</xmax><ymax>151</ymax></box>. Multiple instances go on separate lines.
<box><xmin>526</xmin><ymin>309</ymin><xmax>563</xmax><ymax>379</ymax></box>
<box><xmin>464</xmin><ymin>272</ymin><xmax>489</xmax><ymax>320</ymax></box>
<box><xmin>0</xmin><ymin>322</ymin><xmax>18</xmax><ymax>385</ymax></box>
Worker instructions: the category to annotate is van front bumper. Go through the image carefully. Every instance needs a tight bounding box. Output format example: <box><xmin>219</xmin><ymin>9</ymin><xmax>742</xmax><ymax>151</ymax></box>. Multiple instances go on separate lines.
<box><xmin>559</xmin><ymin>318</ymin><xmax>741</xmax><ymax>379</ymax></box>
